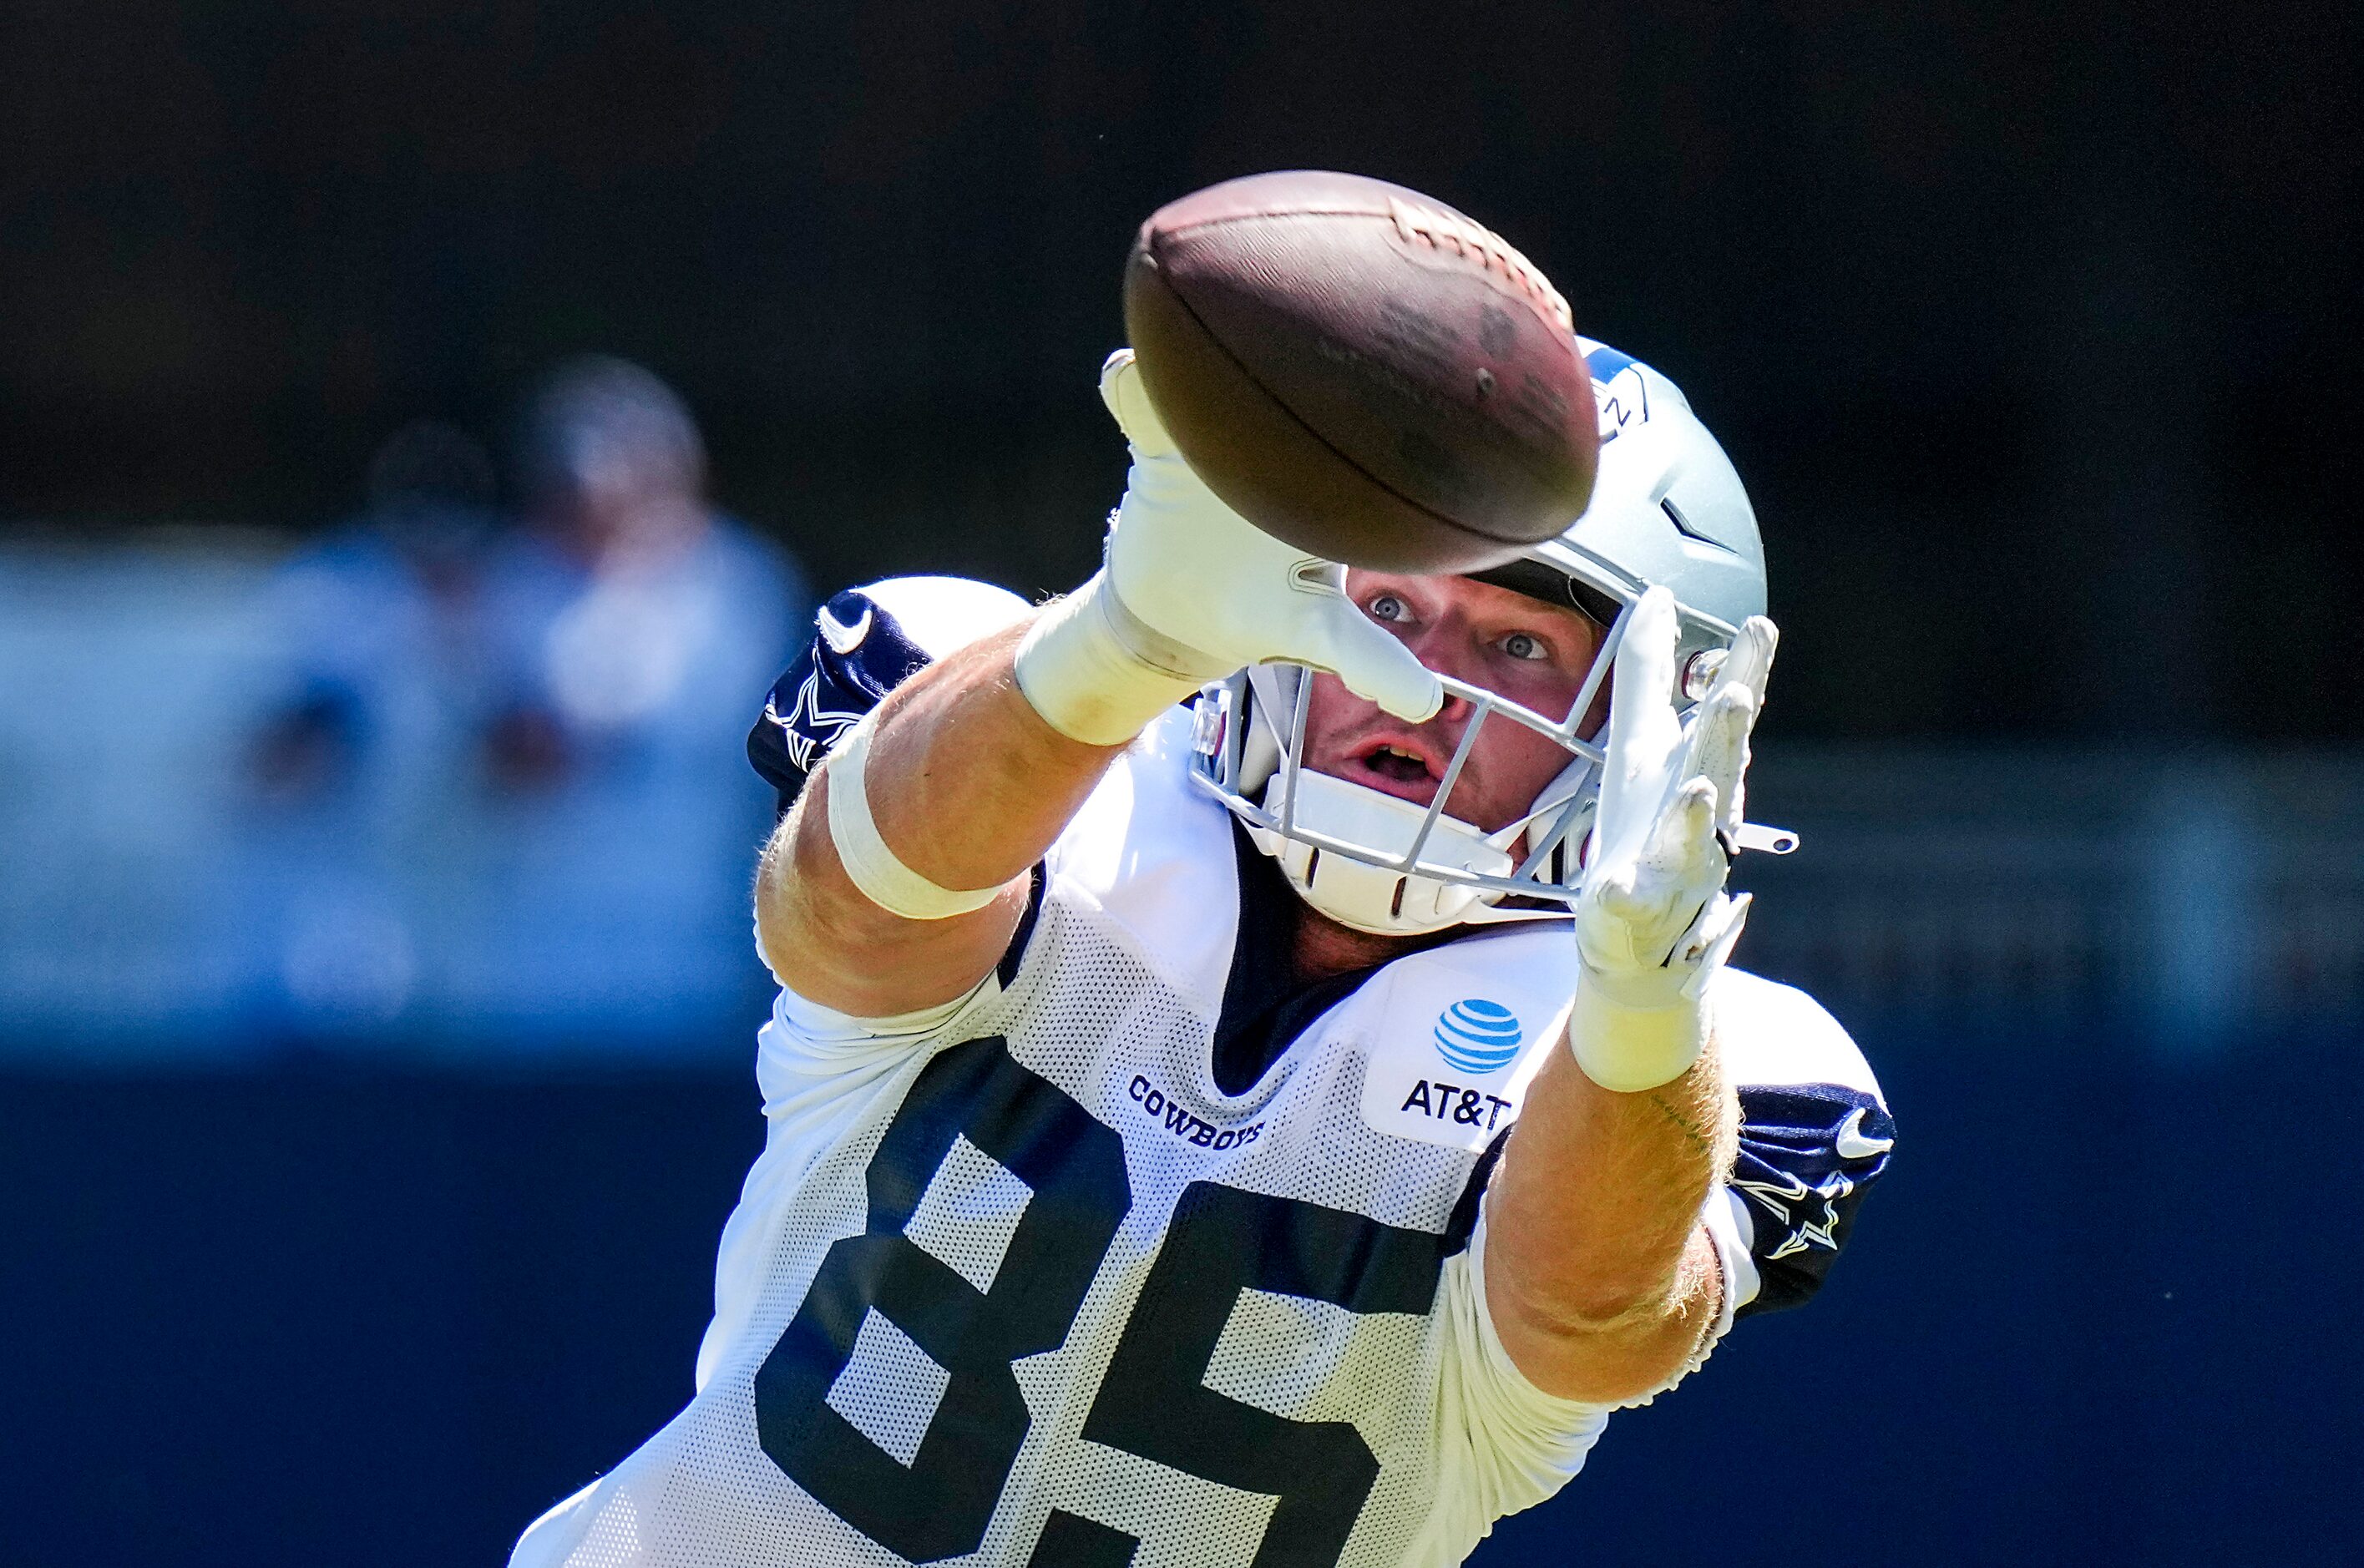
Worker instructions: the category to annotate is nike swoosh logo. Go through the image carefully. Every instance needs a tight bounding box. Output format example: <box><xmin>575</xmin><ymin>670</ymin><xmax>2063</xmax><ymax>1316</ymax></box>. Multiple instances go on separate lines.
<box><xmin>1834</xmin><ymin>1106</ymin><xmax>1894</xmax><ymax>1161</ymax></box>
<box><xmin>818</xmin><ymin>604</ymin><xmax>873</xmax><ymax>655</ymax></box>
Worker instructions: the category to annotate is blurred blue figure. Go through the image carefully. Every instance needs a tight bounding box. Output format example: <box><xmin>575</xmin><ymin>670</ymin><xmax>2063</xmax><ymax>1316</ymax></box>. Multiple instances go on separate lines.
<box><xmin>241</xmin><ymin>364</ymin><xmax>807</xmax><ymax>1048</ymax></box>
<box><xmin>248</xmin><ymin>419</ymin><xmax>507</xmax><ymax>806</ymax></box>
<box><xmin>238</xmin><ymin>420</ymin><xmax>509</xmax><ymax>1038</ymax></box>
<box><xmin>460</xmin><ymin>357</ymin><xmax>808</xmax><ymax>1044</ymax></box>
<box><xmin>482</xmin><ymin>357</ymin><xmax>798</xmax><ymax>800</ymax></box>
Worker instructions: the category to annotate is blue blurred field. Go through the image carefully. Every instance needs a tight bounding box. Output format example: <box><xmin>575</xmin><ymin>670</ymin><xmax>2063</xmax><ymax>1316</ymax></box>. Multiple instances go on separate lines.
<box><xmin>5</xmin><ymin>1016</ymin><xmax>2355</xmax><ymax>1566</ymax></box>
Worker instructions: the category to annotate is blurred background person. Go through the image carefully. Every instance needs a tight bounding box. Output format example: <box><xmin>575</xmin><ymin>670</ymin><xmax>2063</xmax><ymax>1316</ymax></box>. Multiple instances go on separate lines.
<box><xmin>233</xmin><ymin>418</ymin><xmax>509</xmax><ymax>1036</ymax></box>
<box><xmin>483</xmin><ymin>355</ymin><xmax>800</xmax><ymax>799</ymax></box>
<box><xmin>450</xmin><ymin>356</ymin><xmax>810</xmax><ymax>1042</ymax></box>
<box><xmin>229</xmin><ymin>359</ymin><xmax>808</xmax><ymax>1045</ymax></box>
<box><xmin>246</xmin><ymin>417</ymin><xmax>505</xmax><ymax>804</ymax></box>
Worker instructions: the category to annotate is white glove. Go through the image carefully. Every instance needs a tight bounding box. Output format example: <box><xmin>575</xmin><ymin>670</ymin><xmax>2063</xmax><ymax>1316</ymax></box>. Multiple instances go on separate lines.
<box><xmin>1567</xmin><ymin>587</ymin><xmax>1777</xmax><ymax>1091</ymax></box>
<box><xmin>1014</xmin><ymin>350</ymin><xmax>1443</xmax><ymax>745</ymax></box>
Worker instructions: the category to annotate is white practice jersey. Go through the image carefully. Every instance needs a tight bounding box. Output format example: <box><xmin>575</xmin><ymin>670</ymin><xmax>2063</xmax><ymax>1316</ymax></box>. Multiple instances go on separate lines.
<box><xmin>514</xmin><ymin>579</ymin><xmax>1895</xmax><ymax>1568</ymax></box>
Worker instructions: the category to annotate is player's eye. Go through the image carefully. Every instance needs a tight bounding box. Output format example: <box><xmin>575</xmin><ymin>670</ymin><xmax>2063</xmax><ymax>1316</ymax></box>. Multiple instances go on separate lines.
<box><xmin>1367</xmin><ymin>593</ymin><xmax>1410</xmax><ymax>623</ymax></box>
<box><xmin>1501</xmin><ymin>630</ymin><xmax>1548</xmax><ymax>661</ymax></box>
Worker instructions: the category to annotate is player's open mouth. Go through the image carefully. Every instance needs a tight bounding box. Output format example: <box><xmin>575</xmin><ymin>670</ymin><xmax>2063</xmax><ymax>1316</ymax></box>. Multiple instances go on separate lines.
<box><xmin>1349</xmin><ymin>738</ymin><xmax>1445</xmax><ymax>805</ymax></box>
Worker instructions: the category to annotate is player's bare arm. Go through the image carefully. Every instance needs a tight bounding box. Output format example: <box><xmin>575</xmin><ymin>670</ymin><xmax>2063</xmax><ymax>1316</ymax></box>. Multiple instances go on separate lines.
<box><xmin>1482</xmin><ymin>589</ymin><xmax>1774</xmax><ymax>1403</ymax></box>
<box><xmin>756</xmin><ymin>625</ymin><xmax>1117</xmax><ymax>1018</ymax></box>
<box><xmin>1483</xmin><ymin>1025</ymin><xmax>1735</xmax><ymax>1402</ymax></box>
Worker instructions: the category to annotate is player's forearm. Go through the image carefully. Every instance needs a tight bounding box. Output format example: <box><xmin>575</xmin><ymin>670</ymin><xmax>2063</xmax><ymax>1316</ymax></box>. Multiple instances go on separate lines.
<box><xmin>859</xmin><ymin>620</ymin><xmax>1126</xmax><ymax>891</ymax></box>
<box><xmin>1490</xmin><ymin>1039</ymin><xmax>1731</xmax><ymax>1328</ymax></box>
<box><xmin>755</xmin><ymin>619</ymin><xmax>1129</xmax><ymax>1014</ymax></box>
<box><xmin>1481</xmin><ymin>1008</ymin><xmax>1736</xmax><ymax>1402</ymax></box>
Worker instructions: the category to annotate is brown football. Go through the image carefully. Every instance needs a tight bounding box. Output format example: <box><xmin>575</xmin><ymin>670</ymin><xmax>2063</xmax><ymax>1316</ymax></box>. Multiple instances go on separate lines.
<box><xmin>1123</xmin><ymin>169</ymin><xmax>1597</xmax><ymax>574</ymax></box>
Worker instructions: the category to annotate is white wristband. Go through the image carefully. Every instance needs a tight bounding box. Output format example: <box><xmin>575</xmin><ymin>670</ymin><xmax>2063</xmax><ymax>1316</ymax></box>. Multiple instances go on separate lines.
<box><xmin>1566</xmin><ymin>979</ymin><xmax>1709</xmax><ymax>1092</ymax></box>
<box><xmin>822</xmin><ymin>711</ymin><xmax>1009</xmax><ymax>921</ymax></box>
<box><xmin>1013</xmin><ymin>573</ymin><xmax>1210</xmax><ymax>746</ymax></box>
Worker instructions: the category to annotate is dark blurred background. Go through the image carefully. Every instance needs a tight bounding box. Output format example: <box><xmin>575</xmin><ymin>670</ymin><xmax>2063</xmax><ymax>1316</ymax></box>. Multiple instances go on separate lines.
<box><xmin>2</xmin><ymin>2</ymin><xmax>2357</xmax><ymax>1565</ymax></box>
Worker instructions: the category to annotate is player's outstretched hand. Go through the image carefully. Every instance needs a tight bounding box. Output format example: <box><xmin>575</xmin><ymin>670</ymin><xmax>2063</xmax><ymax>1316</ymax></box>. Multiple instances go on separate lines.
<box><xmin>1094</xmin><ymin>351</ymin><xmax>1441</xmax><ymax>723</ymax></box>
<box><xmin>1568</xmin><ymin>587</ymin><xmax>1777</xmax><ymax>1090</ymax></box>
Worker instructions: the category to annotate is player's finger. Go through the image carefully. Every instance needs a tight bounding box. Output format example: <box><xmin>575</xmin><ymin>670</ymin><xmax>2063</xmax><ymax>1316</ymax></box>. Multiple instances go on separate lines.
<box><xmin>1669</xmin><ymin>614</ymin><xmax>1774</xmax><ymax>796</ymax></box>
<box><xmin>1595</xmin><ymin>589</ymin><xmax>1683</xmax><ymax>865</ymax></box>
<box><xmin>1098</xmin><ymin>349</ymin><xmax>1177</xmax><ymax>457</ymax></box>
<box><xmin>1307</xmin><ymin>600</ymin><xmax>1445</xmax><ymax>723</ymax></box>
<box><xmin>1677</xmin><ymin>893</ymin><xmax>1752</xmax><ymax>999</ymax></box>
<box><xmin>1640</xmin><ymin>775</ymin><xmax>1721</xmax><ymax>886</ymax></box>
<box><xmin>1590</xmin><ymin>856</ymin><xmax>1684</xmax><ymax>934</ymax></box>
<box><xmin>1716</xmin><ymin>616</ymin><xmax>1779</xmax><ymax>710</ymax></box>
<box><xmin>1608</xmin><ymin>588</ymin><xmax>1681</xmax><ymax>749</ymax></box>
<box><xmin>1687</xmin><ymin>685</ymin><xmax>1758</xmax><ymax>832</ymax></box>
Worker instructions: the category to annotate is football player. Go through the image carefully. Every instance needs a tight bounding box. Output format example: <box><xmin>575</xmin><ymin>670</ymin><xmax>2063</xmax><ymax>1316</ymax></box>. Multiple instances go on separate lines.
<box><xmin>511</xmin><ymin>341</ymin><xmax>1895</xmax><ymax>1568</ymax></box>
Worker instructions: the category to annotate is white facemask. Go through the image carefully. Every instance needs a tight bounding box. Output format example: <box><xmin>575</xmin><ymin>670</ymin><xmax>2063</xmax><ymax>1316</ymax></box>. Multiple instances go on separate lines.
<box><xmin>1191</xmin><ymin>663</ymin><xmax>1608</xmax><ymax>938</ymax></box>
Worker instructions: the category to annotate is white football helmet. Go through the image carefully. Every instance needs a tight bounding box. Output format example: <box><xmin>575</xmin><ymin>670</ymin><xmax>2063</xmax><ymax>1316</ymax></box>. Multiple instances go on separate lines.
<box><xmin>1187</xmin><ymin>338</ymin><xmax>1788</xmax><ymax>935</ymax></box>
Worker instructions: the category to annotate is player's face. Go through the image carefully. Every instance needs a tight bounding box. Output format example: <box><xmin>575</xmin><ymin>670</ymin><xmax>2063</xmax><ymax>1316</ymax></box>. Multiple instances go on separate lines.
<box><xmin>1300</xmin><ymin>570</ymin><xmax>1607</xmax><ymax>833</ymax></box>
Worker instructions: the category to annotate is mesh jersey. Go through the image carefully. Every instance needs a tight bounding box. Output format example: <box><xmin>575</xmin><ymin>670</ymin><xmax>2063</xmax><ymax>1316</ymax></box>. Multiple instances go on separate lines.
<box><xmin>514</xmin><ymin>579</ymin><xmax>1894</xmax><ymax>1568</ymax></box>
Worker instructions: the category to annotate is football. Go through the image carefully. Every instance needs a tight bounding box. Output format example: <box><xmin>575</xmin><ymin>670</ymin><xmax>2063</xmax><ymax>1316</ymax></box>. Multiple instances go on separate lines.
<box><xmin>1123</xmin><ymin>169</ymin><xmax>1597</xmax><ymax>575</ymax></box>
